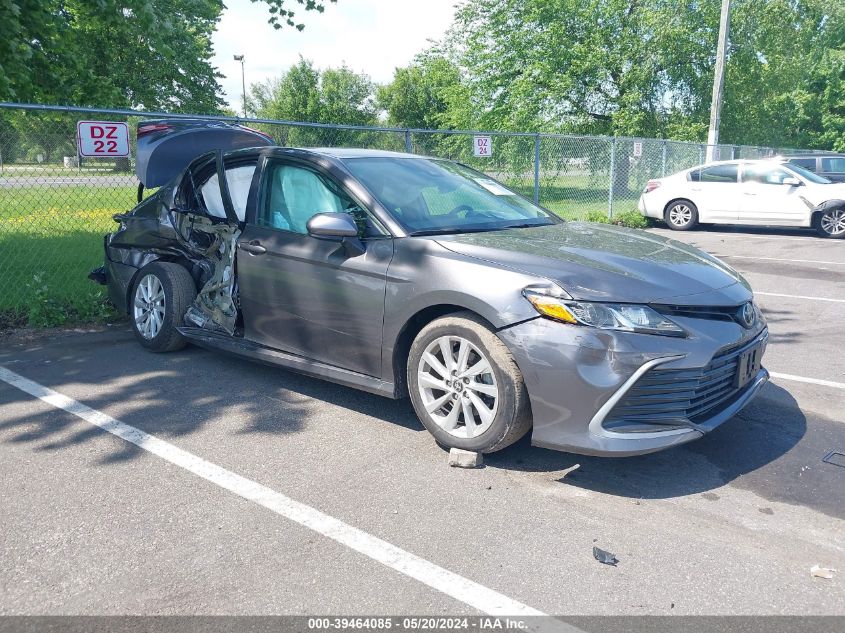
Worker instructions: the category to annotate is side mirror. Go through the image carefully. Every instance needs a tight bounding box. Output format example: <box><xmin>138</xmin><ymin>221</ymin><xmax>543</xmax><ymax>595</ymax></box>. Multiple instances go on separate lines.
<box><xmin>782</xmin><ymin>176</ymin><xmax>802</xmax><ymax>186</ymax></box>
<box><xmin>307</xmin><ymin>212</ymin><xmax>359</xmax><ymax>239</ymax></box>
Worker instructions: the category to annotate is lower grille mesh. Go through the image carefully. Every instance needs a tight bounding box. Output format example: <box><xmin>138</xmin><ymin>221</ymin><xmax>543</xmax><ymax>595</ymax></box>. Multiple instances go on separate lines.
<box><xmin>604</xmin><ymin>331</ymin><xmax>767</xmax><ymax>431</ymax></box>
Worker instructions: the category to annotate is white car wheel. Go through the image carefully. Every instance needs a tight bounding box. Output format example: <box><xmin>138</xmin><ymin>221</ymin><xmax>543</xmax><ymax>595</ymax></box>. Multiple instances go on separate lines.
<box><xmin>664</xmin><ymin>200</ymin><xmax>698</xmax><ymax>231</ymax></box>
<box><xmin>817</xmin><ymin>208</ymin><xmax>845</xmax><ymax>238</ymax></box>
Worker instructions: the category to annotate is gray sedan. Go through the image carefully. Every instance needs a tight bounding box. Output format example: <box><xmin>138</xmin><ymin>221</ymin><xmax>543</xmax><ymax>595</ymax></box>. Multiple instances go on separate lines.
<box><xmin>91</xmin><ymin>120</ymin><xmax>768</xmax><ymax>456</ymax></box>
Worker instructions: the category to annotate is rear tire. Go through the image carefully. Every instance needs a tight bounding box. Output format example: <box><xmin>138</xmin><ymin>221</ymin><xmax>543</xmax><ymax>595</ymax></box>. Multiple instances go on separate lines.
<box><xmin>407</xmin><ymin>312</ymin><xmax>532</xmax><ymax>453</ymax></box>
<box><xmin>814</xmin><ymin>206</ymin><xmax>845</xmax><ymax>238</ymax></box>
<box><xmin>664</xmin><ymin>199</ymin><xmax>699</xmax><ymax>231</ymax></box>
<box><xmin>130</xmin><ymin>262</ymin><xmax>196</xmax><ymax>352</ymax></box>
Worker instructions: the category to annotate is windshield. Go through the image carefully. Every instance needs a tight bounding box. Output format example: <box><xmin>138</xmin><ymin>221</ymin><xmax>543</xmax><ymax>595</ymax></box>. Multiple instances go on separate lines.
<box><xmin>785</xmin><ymin>162</ymin><xmax>831</xmax><ymax>184</ymax></box>
<box><xmin>343</xmin><ymin>157</ymin><xmax>557</xmax><ymax>235</ymax></box>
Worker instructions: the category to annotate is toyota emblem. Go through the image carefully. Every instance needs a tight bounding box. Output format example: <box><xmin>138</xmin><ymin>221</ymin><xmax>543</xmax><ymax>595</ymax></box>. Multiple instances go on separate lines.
<box><xmin>740</xmin><ymin>302</ymin><xmax>755</xmax><ymax>328</ymax></box>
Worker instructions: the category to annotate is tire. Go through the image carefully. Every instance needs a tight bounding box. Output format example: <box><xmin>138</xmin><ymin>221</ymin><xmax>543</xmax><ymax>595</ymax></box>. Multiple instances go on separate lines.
<box><xmin>130</xmin><ymin>262</ymin><xmax>197</xmax><ymax>352</ymax></box>
<box><xmin>407</xmin><ymin>312</ymin><xmax>532</xmax><ymax>453</ymax></box>
<box><xmin>814</xmin><ymin>206</ymin><xmax>845</xmax><ymax>239</ymax></box>
<box><xmin>664</xmin><ymin>199</ymin><xmax>699</xmax><ymax>231</ymax></box>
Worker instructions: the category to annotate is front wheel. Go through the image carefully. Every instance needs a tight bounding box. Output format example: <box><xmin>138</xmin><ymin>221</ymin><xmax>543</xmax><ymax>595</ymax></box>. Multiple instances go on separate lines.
<box><xmin>131</xmin><ymin>262</ymin><xmax>197</xmax><ymax>352</ymax></box>
<box><xmin>407</xmin><ymin>312</ymin><xmax>532</xmax><ymax>453</ymax></box>
<box><xmin>664</xmin><ymin>200</ymin><xmax>699</xmax><ymax>231</ymax></box>
<box><xmin>815</xmin><ymin>207</ymin><xmax>845</xmax><ymax>238</ymax></box>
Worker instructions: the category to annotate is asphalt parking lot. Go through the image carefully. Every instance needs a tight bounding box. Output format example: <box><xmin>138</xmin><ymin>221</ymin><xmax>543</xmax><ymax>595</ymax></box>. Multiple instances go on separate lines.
<box><xmin>0</xmin><ymin>224</ymin><xmax>843</xmax><ymax>617</ymax></box>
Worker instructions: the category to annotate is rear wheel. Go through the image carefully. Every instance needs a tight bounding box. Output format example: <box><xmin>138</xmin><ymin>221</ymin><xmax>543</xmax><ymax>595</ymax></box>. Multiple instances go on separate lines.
<box><xmin>407</xmin><ymin>312</ymin><xmax>532</xmax><ymax>453</ymax></box>
<box><xmin>131</xmin><ymin>262</ymin><xmax>196</xmax><ymax>352</ymax></box>
<box><xmin>664</xmin><ymin>199</ymin><xmax>699</xmax><ymax>231</ymax></box>
<box><xmin>815</xmin><ymin>207</ymin><xmax>845</xmax><ymax>238</ymax></box>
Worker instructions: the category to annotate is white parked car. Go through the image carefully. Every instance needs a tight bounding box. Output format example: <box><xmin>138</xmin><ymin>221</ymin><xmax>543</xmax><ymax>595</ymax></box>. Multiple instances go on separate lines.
<box><xmin>638</xmin><ymin>159</ymin><xmax>845</xmax><ymax>238</ymax></box>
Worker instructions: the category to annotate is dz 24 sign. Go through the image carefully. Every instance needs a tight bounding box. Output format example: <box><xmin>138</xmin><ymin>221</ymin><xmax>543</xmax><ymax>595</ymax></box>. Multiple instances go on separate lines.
<box><xmin>76</xmin><ymin>121</ymin><xmax>130</xmax><ymax>157</ymax></box>
<box><xmin>473</xmin><ymin>135</ymin><xmax>493</xmax><ymax>158</ymax></box>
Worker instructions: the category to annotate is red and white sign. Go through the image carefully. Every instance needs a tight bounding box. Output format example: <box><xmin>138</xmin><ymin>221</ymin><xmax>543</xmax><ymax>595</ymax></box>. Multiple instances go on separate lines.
<box><xmin>76</xmin><ymin>121</ymin><xmax>130</xmax><ymax>157</ymax></box>
<box><xmin>473</xmin><ymin>135</ymin><xmax>492</xmax><ymax>158</ymax></box>
<box><xmin>633</xmin><ymin>141</ymin><xmax>643</xmax><ymax>158</ymax></box>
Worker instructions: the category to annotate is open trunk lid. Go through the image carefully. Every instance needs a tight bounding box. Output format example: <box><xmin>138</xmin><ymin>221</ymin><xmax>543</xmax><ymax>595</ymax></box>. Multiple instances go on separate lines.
<box><xmin>135</xmin><ymin>119</ymin><xmax>274</xmax><ymax>188</ymax></box>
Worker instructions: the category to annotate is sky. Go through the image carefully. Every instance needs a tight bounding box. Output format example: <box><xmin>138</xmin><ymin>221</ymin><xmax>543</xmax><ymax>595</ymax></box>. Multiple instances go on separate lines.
<box><xmin>212</xmin><ymin>0</ymin><xmax>460</xmax><ymax>113</ymax></box>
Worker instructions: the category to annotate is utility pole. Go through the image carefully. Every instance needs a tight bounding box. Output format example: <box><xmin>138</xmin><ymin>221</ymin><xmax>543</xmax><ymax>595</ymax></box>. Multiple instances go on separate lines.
<box><xmin>233</xmin><ymin>54</ymin><xmax>246</xmax><ymax>117</ymax></box>
<box><xmin>706</xmin><ymin>0</ymin><xmax>731</xmax><ymax>162</ymax></box>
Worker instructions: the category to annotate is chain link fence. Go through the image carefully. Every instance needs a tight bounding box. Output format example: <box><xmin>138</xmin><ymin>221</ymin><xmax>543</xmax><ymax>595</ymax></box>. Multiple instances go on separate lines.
<box><xmin>0</xmin><ymin>102</ymin><xmax>810</xmax><ymax>325</ymax></box>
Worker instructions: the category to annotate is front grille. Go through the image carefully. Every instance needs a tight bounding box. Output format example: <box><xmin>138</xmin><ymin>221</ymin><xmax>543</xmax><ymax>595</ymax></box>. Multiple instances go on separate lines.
<box><xmin>653</xmin><ymin>303</ymin><xmax>758</xmax><ymax>329</ymax></box>
<box><xmin>654</xmin><ymin>304</ymin><xmax>740</xmax><ymax>323</ymax></box>
<box><xmin>603</xmin><ymin>331</ymin><xmax>767</xmax><ymax>432</ymax></box>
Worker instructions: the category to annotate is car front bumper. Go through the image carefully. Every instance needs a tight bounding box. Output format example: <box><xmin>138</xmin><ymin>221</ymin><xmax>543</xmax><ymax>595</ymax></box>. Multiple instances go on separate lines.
<box><xmin>497</xmin><ymin>315</ymin><xmax>769</xmax><ymax>456</ymax></box>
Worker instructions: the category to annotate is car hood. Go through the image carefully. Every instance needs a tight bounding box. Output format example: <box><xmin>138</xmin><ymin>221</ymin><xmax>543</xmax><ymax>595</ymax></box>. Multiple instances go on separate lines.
<box><xmin>434</xmin><ymin>222</ymin><xmax>752</xmax><ymax>305</ymax></box>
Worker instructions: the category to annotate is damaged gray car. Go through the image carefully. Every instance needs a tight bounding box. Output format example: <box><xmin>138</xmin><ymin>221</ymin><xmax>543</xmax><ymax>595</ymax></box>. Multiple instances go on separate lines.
<box><xmin>91</xmin><ymin>120</ymin><xmax>769</xmax><ymax>456</ymax></box>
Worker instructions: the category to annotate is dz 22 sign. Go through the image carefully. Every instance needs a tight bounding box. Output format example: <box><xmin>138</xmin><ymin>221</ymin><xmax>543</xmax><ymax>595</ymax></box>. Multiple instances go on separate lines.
<box><xmin>76</xmin><ymin>121</ymin><xmax>130</xmax><ymax>157</ymax></box>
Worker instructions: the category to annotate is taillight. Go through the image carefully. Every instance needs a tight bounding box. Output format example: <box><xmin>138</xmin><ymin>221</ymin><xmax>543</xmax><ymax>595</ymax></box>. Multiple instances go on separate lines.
<box><xmin>644</xmin><ymin>179</ymin><xmax>662</xmax><ymax>193</ymax></box>
<box><xmin>137</xmin><ymin>123</ymin><xmax>172</xmax><ymax>138</ymax></box>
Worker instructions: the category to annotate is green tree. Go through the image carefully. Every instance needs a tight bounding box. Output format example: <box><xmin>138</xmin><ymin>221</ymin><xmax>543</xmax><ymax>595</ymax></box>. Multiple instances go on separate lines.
<box><xmin>377</xmin><ymin>56</ymin><xmax>464</xmax><ymax>130</ymax></box>
<box><xmin>0</xmin><ymin>0</ymin><xmax>336</xmax><ymax>112</ymax></box>
<box><xmin>437</xmin><ymin>0</ymin><xmax>844</xmax><ymax>149</ymax></box>
<box><xmin>442</xmin><ymin>0</ymin><xmax>719</xmax><ymax>136</ymax></box>
<box><xmin>249</xmin><ymin>58</ymin><xmax>379</xmax><ymax>146</ymax></box>
<box><xmin>720</xmin><ymin>0</ymin><xmax>845</xmax><ymax>149</ymax></box>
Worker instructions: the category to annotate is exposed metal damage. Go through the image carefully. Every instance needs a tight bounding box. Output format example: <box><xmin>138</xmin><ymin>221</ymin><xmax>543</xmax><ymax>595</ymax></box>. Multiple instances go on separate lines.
<box><xmin>182</xmin><ymin>219</ymin><xmax>241</xmax><ymax>335</ymax></box>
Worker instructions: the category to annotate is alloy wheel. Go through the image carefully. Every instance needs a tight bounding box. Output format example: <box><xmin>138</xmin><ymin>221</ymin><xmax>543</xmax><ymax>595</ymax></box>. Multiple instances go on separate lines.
<box><xmin>133</xmin><ymin>274</ymin><xmax>166</xmax><ymax>340</ymax></box>
<box><xmin>417</xmin><ymin>335</ymin><xmax>499</xmax><ymax>439</ymax></box>
<box><xmin>820</xmin><ymin>210</ymin><xmax>845</xmax><ymax>236</ymax></box>
<box><xmin>668</xmin><ymin>204</ymin><xmax>692</xmax><ymax>227</ymax></box>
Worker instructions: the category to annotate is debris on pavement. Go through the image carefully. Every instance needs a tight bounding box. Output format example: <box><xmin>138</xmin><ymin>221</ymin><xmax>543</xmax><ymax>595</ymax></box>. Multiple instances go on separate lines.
<box><xmin>559</xmin><ymin>463</ymin><xmax>581</xmax><ymax>479</ymax></box>
<box><xmin>593</xmin><ymin>546</ymin><xmax>619</xmax><ymax>566</ymax></box>
<box><xmin>448</xmin><ymin>448</ymin><xmax>483</xmax><ymax>468</ymax></box>
<box><xmin>810</xmin><ymin>565</ymin><xmax>836</xmax><ymax>579</ymax></box>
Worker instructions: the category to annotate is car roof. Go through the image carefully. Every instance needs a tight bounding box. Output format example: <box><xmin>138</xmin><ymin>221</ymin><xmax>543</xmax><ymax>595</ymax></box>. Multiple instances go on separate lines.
<box><xmin>217</xmin><ymin>146</ymin><xmax>428</xmax><ymax>166</ymax></box>
<box><xmin>293</xmin><ymin>147</ymin><xmax>422</xmax><ymax>160</ymax></box>
<box><xmin>684</xmin><ymin>160</ymin><xmax>741</xmax><ymax>169</ymax></box>
<box><xmin>779</xmin><ymin>152</ymin><xmax>844</xmax><ymax>159</ymax></box>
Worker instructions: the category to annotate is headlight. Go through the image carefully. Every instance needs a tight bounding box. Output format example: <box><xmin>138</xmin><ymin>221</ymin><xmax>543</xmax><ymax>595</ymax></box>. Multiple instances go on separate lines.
<box><xmin>522</xmin><ymin>287</ymin><xmax>687</xmax><ymax>337</ymax></box>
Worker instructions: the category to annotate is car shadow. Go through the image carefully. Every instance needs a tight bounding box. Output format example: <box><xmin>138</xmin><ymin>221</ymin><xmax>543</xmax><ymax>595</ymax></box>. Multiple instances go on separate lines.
<box><xmin>0</xmin><ymin>328</ymin><xmax>424</xmax><ymax>466</ymax></box>
<box><xmin>4</xmin><ymin>330</ymin><xmax>840</xmax><ymax>518</ymax></box>
<box><xmin>483</xmin><ymin>381</ymin><xmax>838</xmax><ymax>514</ymax></box>
<box><xmin>692</xmin><ymin>225</ymin><xmax>819</xmax><ymax>238</ymax></box>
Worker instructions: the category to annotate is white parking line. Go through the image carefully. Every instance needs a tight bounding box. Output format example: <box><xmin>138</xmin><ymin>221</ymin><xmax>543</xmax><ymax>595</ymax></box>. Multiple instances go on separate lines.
<box><xmin>756</xmin><ymin>292</ymin><xmax>845</xmax><ymax>304</ymax></box>
<box><xmin>721</xmin><ymin>255</ymin><xmax>845</xmax><ymax>266</ymax></box>
<box><xmin>0</xmin><ymin>366</ymin><xmax>545</xmax><ymax>618</ymax></box>
<box><xmin>769</xmin><ymin>372</ymin><xmax>845</xmax><ymax>390</ymax></box>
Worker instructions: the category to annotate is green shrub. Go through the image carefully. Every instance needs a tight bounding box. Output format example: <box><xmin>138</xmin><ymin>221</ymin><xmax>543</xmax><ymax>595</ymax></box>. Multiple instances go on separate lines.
<box><xmin>585</xmin><ymin>209</ymin><xmax>651</xmax><ymax>229</ymax></box>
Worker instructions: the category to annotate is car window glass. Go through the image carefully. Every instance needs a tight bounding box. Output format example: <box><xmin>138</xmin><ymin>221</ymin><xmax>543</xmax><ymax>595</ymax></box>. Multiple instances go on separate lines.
<box><xmin>790</xmin><ymin>158</ymin><xmax>816</xmax><ymax>171</ymax></box>
<box><xmin>258</xmin><ymin>162</ymin><xmax>378</xmax><ymax>237</ymax></box>
<box><xmin>343</xmin><ymin>158</ymin><xmax>554</xmax><ymax>234</ymax></box>
<box><xmin>821</xmin><ymin>157</ymin><xmax>845</xmax><ymax>172</ymax></box>
<box><xmin>742</xmin><ymin>165</ymin><xmax>792</xmax><ymax>185</ymax></box>
<box><xmin>689</xmin><ymin>164</ymin><xmax>737</xmax><ymax>183</ymax></box>
<box><xmin>201</xmin><ymin>165</ymin><xmax>255</xmax><ymax>222</ymax></box>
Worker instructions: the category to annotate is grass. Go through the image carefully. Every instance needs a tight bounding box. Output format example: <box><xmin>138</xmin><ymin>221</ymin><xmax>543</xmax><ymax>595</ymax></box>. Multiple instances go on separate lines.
<box><xmin>0</xmin><ymin>175</ymin><xmax>649</xmax><ymax>329</ymax></box>
<box><xmin>0</xmin><ymin>185</ymin><xmax>136</xmax><ymax>327</ymax></box>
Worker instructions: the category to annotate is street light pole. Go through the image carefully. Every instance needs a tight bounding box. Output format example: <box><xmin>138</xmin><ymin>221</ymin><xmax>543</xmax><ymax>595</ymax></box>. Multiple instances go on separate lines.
<box><xmin>233</xmin><ymin>54</ymin><xmax>246</xmax><ymax>117</ymax></box>
<box><xmin>706</xmin><ymin>0</ymin><xmax>731</xmax><ymax>162</ymax></box>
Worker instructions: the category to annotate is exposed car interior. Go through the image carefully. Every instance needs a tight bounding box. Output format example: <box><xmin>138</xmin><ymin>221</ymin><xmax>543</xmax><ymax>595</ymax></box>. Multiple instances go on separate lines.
<box><xmin>201</xmin><ymin>165</ymin><xmax>256</xmax><ymax>222</ymax></box>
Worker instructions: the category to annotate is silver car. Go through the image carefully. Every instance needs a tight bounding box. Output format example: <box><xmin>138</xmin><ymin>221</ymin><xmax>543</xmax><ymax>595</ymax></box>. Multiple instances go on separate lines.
<box><xmin>91</xmin><ymin>120</ymin><xmax>768</xmax><ymax>457</ymax></box>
